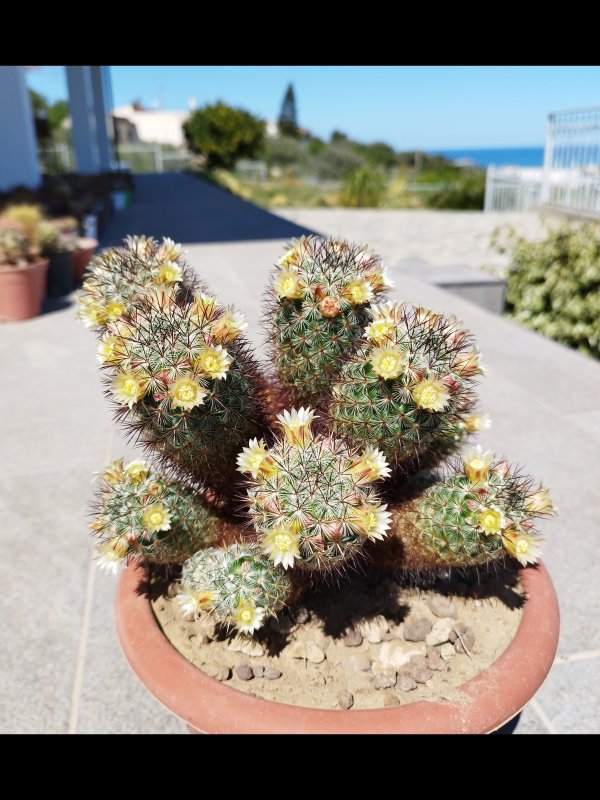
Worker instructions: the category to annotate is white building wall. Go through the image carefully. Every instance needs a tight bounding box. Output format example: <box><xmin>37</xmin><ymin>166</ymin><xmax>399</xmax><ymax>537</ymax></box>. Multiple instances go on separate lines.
<box><xmin>0</xmin><ymin>66</ymin><xmax>41</xmax><ymax>190</ymax></box>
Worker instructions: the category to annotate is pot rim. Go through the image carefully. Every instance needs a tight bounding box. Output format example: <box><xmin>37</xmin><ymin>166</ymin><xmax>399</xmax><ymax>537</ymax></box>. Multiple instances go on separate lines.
<box><xmin>0</xmin><ymin>257</ymin><xmax>49</xmax><ymax>274</ymax></box>
<box><xmin>116</xmin><ymin>560</ymin><xmax>559</xmax><ymax>734</ymax></box>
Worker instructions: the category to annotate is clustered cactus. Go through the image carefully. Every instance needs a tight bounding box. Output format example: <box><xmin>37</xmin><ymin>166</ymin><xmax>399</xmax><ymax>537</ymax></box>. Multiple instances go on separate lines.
<box><xmin>80</xmin><ymin>233</ymin><xmax>555</xmax><ymax>637</ymax></box>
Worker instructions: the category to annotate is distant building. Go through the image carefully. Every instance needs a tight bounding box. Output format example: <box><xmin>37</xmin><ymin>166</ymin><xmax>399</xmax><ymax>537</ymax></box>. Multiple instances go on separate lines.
<box><xmin>111</xmin><ymin>104</ymin><xmax>190</xmax><ymax>147</ymax></box>
<box><xmin>266</xmin><ymin>120</ymin><xmax>279</xmax><ymax>138</ymax></box>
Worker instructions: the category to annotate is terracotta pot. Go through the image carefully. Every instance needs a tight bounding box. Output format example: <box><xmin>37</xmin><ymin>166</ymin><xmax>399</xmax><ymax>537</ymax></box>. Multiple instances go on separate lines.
<box><xmin>73</xmin><ymin>238</ymin><xmax>98</xmax><ymax>283</ymax></box>
<box><xmin>116</xmin><ymin>561</ymin><xmax>559</xmax><ymax>734</ymax></box>
<box><xmin>0</xmin><ymin>258</ymin><xmax>48</xmax><ymax>322</ymax></box>
<box><xmin>47</xmin><ymin>250</ymin><xmax>74</xmax><ymax>296</ymax></box>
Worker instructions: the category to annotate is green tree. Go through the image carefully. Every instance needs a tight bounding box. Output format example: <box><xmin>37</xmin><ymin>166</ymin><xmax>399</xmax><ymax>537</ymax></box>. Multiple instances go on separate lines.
<box><xmin>278</xmin><ymin>83</ymin><xmax>299</xmax><ymax>137</ymax></box>
<box><xmin>183</xmin><ymin>101</ymin><xmax>266</xmax><ymax>170</ymax></box>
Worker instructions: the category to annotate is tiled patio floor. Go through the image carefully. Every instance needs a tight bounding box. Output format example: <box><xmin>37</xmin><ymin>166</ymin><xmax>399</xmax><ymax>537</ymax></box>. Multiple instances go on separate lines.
<box><xmin>1</xmin><ymin>174</ymin><xmax>598</xmax><ymax>734</ymax></box>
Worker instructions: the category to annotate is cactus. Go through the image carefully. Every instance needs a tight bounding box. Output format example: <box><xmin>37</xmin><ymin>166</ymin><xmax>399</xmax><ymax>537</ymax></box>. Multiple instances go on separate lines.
<box><xmin>101</xmin><ymin>286</ymin><xmax>268</xmax><ymax>501</ymax></box>
<box><xmin>0</xmin><ymin>224</ymin><xmax>32</xmax><ymax>265</ymax></box>
<box><xmin>179</xmin><ymin>542</ymin><xmax>291</xmax><ymax>633</ymax></box>
<box><xmin>266</xmin><ymin>236</ymin><xmax>391</xmax><ymax>404</ymax></box>
<box><xmin>91</xmin><ymin>458</ymin><xmax>226</xmax><ymax>570</ymax></box>
<box><xmin>386</xmin><ymin>447</ymin><xmax>553</xmax><ymax>570</ymax></box>
<box><xmin>81</xmin><ymin>233</ymin><xmax>555</xmax><ymax>639</ymax></box>
<box><xmin>76</xmin><ymin>235</ymin><xmax>196</xmax><ymax>331</ymax></box>
<box><xmin>327</xmin><ymin>302</ymin><xmax>483</xmax><ymax>471</ymax></box>
<box><xmin>238</xmin><ymin>407</ymin><xmax>392</xmax><ymax>572</ymax></box>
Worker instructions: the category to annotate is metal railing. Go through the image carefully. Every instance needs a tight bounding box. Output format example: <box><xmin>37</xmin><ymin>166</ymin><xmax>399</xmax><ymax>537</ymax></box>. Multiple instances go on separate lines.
<box><xmin>485</xmin><ymin>106</ymin><xmax>600</xmax><ymax>216</ymax></box>
<box><xmin>38</xmin><ymin>143</ymin><xmax>191</xmax><ymax>174</ymax></box>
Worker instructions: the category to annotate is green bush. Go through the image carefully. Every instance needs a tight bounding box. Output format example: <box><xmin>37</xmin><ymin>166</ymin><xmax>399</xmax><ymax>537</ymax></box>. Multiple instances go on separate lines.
<box><xmin>339</xmin><ymin>165</ymin><xmax>386</xmax><ymax>207</ymax></box>
<box><xmin>308</xmin><ymin>143</ymin><xmax>363</xmax><ymax>180</ymax></box>
<box><xmin>264</xmin><ymin>135</ymin><xmax>306</xmax><ymax>168</ymax></box>
<box><xmin>183</xmin><ymin>102</ymin><xmax>265</xmax><ymax>170</ymax></box>
<box><xmin>425</xmin><ymin>171</ymin><xmax>485</xmax><ymax>210</ymax></box>
<box><xmin>499</xmin><ymin>223</ymin><xmax>600</xmax><ymax>358</ymax></box>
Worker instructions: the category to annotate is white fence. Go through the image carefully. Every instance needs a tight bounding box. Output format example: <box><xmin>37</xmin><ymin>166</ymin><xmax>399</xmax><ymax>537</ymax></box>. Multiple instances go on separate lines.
<box><xmin>38</xmin><ymin>143</ymin><xmax>190</xmax><ymax>174</ymax></box>
<box><xmin>485</xmin><ymin>106</ymin><xmax>600</xmax><ymax>216</ymax></box>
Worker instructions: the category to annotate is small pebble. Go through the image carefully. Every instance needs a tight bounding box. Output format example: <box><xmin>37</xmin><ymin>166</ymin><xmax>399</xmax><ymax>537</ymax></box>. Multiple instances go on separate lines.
<box><xmin>403</xmin><ymin>617</ymin><xmax>432</xmax><ymax>642</ymax></box>
<box><xmin>338</xmin><ymin>691</ymin><xmax>354</xmax><ymax>710</ymax></box>
<box><xmin>357</xmin><ymin>615</ymin><xmax>389</xmax><ymax>644</ymax></box>
<box><xmin>439</xmin><ymin>642</ymin><xmax>455</xmax><ymax>661</ymax></box>
<box><xmin>427</xmin><ymin>645</ymin><xmax>445</xmax><ymax>671</ymax></box>
<box><xmin>306</xmin><ymin>643</ymin><xmax>326</xmax><ymax>664</ymax></box>
<box><xmin>383</xmin><ymin>691</ymin><xmax>400</xmax><ymax>707</ymax></box>
<box><xmin>397</xmin><ymin>674</ymin><xmax>417</xmax><ymax>692</ymax></box>
<box><xmin>347</xmin><ymin>653</ymin><xmax>372</xmax><ymax>672</ymax></box>
<box><xmin>228</xmin><ymin>635</ymin><xmax>264</xmax><ymax>658</ymax></box>
<box><xmin>427</xmin><ymin>594</ymin><xmax>457</xmax><ymax>618</ymax></box>
<box><xmin>264</xmin><ymin>667</ymin><xmax>282</xmax><ymax>680</ymax></box>
<box><xmin>373</xmin><ymin>672</ymin><xmax>397</xmax><ymax>690</ymax></box>
<box><xmin>235</xmin><ymin>663</ymin><xmax>254</xmax><ymax>681</ymax></box>
<box><xmin>252</xmin><ymin>665</ymin><xmax>264</xmax><ymax>678</ymax></box>
<box><xmin>425</xmin><ymin>618</ymin><xmax>455</xmax><ymax>646</ymax></box>
<box><xmin>343</xmin><ymin>628</ymin><xmax>363</xmax><ymax>647</ymax></box>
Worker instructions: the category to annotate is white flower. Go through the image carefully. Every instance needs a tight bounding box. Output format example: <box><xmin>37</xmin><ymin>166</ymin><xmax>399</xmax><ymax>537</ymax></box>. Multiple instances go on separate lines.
<box><xmin>276</xmin><ymin>407</ymin><xmax>317</xmax><ymax>446</ymax></box>
<box><xmin>176</xmin><ymin>590</ymin><xmax>213</xmax><ymax>620</ymax></box>
<box><xmin>95</xmin><ymin>544</ymin><xmax>124</xmax><ymax>576</ymax></box>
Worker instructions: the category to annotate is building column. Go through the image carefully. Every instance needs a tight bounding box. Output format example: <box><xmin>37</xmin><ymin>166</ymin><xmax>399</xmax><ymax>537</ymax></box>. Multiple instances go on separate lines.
<box><xmin>90</xmin><ymin>66</ymin><xmax>113</xmax><ymax>171</ymax></box>
<box><xmin>0</xmin><ymin>66</ymin><xmax>41</xmax><ymax>191</ymax></box>
<box><xmin>66</xmin><ymin>66</ymin><xmax>100</xmax><ymax>174</ymax></box>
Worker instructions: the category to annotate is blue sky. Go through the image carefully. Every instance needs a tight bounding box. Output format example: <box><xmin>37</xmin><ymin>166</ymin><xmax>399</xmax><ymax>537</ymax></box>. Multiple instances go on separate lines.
<box><xmin>27</xmin><ymin>66</ymin><xmax>600</xmax><ymax>151</ymax></box>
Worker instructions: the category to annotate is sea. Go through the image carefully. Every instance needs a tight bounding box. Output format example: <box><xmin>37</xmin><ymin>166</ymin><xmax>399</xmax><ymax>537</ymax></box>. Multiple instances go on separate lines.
<box><xmin>432</xmin><ymin>147</ymin><xmax>544</xmax><ymax>168</ymax></box>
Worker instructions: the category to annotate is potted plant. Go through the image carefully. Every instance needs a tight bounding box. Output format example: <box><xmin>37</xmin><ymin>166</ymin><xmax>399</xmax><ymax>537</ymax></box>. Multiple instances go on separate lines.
<box><xmin>78</xmin><ymin>235</ymin><xmax>559</xmax><ymax>734</ymax></box>
<box><xmin>38</xmin><ymin>222</ymin><xmax>77</xmax><ymax>297</ymax></box>
<box><xmin>0</xmin><ymin>218</ymin><xmax>48</xmax><ymax>322</ymax></box>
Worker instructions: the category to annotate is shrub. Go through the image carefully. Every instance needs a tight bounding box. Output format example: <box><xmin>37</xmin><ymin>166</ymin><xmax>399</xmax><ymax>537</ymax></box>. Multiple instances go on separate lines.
<box><xmin>425</xmin><ymin>171</ymin><xmax>486</xmax><ymax>210</ymax></box>
<box><xmin>498</xmin><ymin>223</ymin><xmax>600</xmax><ymax>358</ymax></box>
<box><xmin>183</xmin><ymin>102</ymin><xmax>266</xmax><ymax>170</ymax></box>
<box><xmin>339</xmin><ymin>165</ymin><xmax>387</xmax><ymax>208</ymax></box>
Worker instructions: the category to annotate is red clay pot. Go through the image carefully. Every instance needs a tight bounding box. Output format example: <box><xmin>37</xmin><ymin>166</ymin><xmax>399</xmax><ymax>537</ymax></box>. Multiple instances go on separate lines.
<box><xmin>73</xmin><ymin>238</ymin><xmax>98</xmax><ymax>283</ymax></box>
<box><xmin>0</xmin><ymin>258</ymin><xmax>48</xmax><ymax>322</ymax></box>
<box><xmin>116</xmin><ymin>561</ymin><xmax>559</xmax><ymax>734</ymax></box>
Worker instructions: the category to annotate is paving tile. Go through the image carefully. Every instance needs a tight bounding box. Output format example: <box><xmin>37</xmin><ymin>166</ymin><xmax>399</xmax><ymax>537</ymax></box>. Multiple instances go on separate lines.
<box><xmin>533</xmin><ymin>659</ymin><xmax>600</xmax><ymax>734</ymax></box>
<box><xmin>511</xmin><ymin>703</ymin><xmax>551</xmax><ymax>735</ymax></box>
<box><xmin>0</xmin><ymin>468</ymin><xmax>101</xmax><ymax>733</ymax></box>
<box><xmin>75</xmin><ymin>568</ymin><xmax>185</xmax><ymax>734</ymax></box>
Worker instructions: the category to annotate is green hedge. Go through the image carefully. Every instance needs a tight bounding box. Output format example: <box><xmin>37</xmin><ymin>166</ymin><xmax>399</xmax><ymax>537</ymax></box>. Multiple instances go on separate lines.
<box><xmin>499</xmin><ymin>223</ymin><xmax>600</xmax><ymax>358</ymax></box>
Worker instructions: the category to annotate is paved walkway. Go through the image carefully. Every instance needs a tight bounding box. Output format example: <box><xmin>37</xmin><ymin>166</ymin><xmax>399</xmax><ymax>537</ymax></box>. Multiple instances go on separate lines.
<box><xmin>276</xmin><ymin>208</ymin><xmax>552</xmax><ymax>275</ymax></box>
<box><xmin>1</xmin><ymin>175</ymin><xmax>599</xmax><ymax>734</ymax></box>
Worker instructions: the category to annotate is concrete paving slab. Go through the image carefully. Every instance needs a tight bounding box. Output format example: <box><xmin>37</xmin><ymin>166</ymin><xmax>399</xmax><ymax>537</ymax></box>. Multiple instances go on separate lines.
<box><xmin>532</xmin><ymin>658</ymin><xmax>600</xmax><ymax>734</ymax></box>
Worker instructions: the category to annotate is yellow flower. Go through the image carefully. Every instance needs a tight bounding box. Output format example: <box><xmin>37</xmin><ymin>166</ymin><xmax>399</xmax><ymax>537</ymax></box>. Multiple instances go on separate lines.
<box><xmin>365</xmin><ymin>265</ymin><xmax>394</xmax><ymax>291</ymax></box>
<box><xmin>260</xmin><ymin>526</ymin><xmax>301</xmax><ymax>569</ymax></box>
<box><xmin>195</xmin><ymin>345</ymin><xmax>232</xmax><ymax>380</ymax></box>
<box><xmin>142</xmin><ymin>503</ymin><xmax>172</xmax><ymax>532</ymax></box>
<box><xmin>236</xmin><ymin>438</ymin><xmax>277</xmax><ymax>479</ymax></box>
<box><xmin>106</xmin><ymin>299</ymin><xmax>126</xmax><ymax>321</ymax></box>
<box><xmin>348</xmin><ymin>446</ymin><xmax>391</xmax><ymax>484</ymax></box>
<box><xmin>477</xmin><ymin>506</ymin><xmax>506</xmax><ymax>536</ymax></box>
<box><xmin>502</xmin><ymin>530</ymin><xmax>543</xmax><ymax>566</ymax></box>
<box><xmin>155</xmin><ymin>261</ymin><xmax>182</xmax><ymax>286</ymax></box>
<box><xmin>96</xmin><ymin>334</ymin><xmax>124</xmax><ymax>365</ymax></box>
<box><xmin>124</xmin><ymin>459</ymin><xmax>150</xmax><ymax>484</ymax></box>
<box><xmin>345</xmin><ymin>277</ymin><xmax>374</xmax><ymax>305</ymax></box>
<box><xmin>276</xmin><ymin>407</ymin><xmax>316</xmax><ymax>446</ymax></box>
<box><xmin>191</xmin><ymin>291</ymin><xmax>220</xmax><ymax>322</ymax></box>
<box><xmin>464</xmin><ymin>413</ymin><xmax>492</xmax><ymax>432</ymax></box>
<box><xmin>109</xmin><ymin>536</ymin><xmax>130</xmax><ymax>558</ymax></box>
<box><xmin>453</xmin><ymin>348</ymin><xmax>483</xmax><ymax>377</ymax></box>
<box><xmin>525</xmin><ymin>487</ymin><xmax>554</xmax><ymax>515</ymax></box>
<box><xmin>111</xmin><ymin>371</ymin><xmax>149</xmax><ymax>409</ymax></box>
<box><xmin>211</xmin><ymin>306</ymin><xmax>248</xmax><ymax>342</ymax></box>
<box><xmin>415</xmin><ymin>306</ymin><xmax>442</xmax><ymax>328</ymax></box>
<box><xmin>78</xmin><ymin>298</ymin><xmax>108</xmax><ymax>329</ymax></box>
<box><xmin>102</xmin><ymin>459</ymin><xmax>125</xmax><ymax>485</ymax></box>
<box><xmin>168</xmin><ymin>375</ymin><xmax>208</xmax><ymax>410</ymax></box>
<box><xmin>234</xmin><ymin>600</ymin><xmax>265</xmax><ymax>634</ymax></box>
<box><xmin>370</xmin><ymin>345</ymin><xmax>406</xmax><ymax>380</ymax></box>
<box><xmin>278</xmin><ymin>243</ymin><xmax>303</xmax><ymax>267</ymax></box>
<box><xmin>365</xmin><ymin>317</ymin><xmax>397</xmax><ymax>345</ymax></box>
<box><xmin>463</xmin><ymin>446</ymin><xmax>493</xmax><ymax>483</ymax></box>
<box><xmin>176</xmin><ymin>590</ymin><xmax>213</xmax><ymax>620</ymax></box>
<box><xmin>273</xmin><ymin>267</ymin><xmax>303</xmax><ymax>300</ymax></box>
<box><xmin>350</xmin><ymin>502</ymin><xmax>392</xmax><ymax>541</ymax></box>
<box><xmin>411</xmin><ymin>377</ymin><xmax>450</xmax><ymax>412</ymax></box>
<box><xmin>157</xmin><ymin>237</ymin><xmax>183</xmax><ymax>262</ymax></box>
